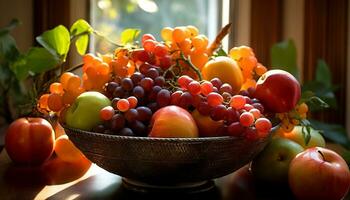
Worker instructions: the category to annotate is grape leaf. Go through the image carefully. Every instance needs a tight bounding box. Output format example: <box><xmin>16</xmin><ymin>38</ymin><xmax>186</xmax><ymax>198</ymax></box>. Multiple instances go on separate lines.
<box><xmin>10</xmin><ymin>47</ymin><xmax>59</xmax><ymax>80</ymax></box>
<box><xmin>70</xmin><ymin>19</ymin><xmax>93</xmax><ymax>36</ymax></box>
<box><xmin>36</xmin><ymin>25</ymin><xmax>70</xmax><ymax>61</ymax></box>
<box><xmin>121</xmin><ymin>28</ymin><xmax>141</xmax><ymax>45</ymax></box>
<box><xmin>75</xmin><ymin>35</ymin><xmax>89</xmax><ymax>55</ymax></box>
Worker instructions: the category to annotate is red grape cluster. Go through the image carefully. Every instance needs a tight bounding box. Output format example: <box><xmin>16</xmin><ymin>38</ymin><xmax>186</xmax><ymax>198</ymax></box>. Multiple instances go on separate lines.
<box><xmin>174</xmin><ymin>75</ymin><xmax>272</xmax><ymax>140</ymax></box>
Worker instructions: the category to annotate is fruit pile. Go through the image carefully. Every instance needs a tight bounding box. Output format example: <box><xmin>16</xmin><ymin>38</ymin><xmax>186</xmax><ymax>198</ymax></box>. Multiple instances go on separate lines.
<box><xmin>37</xmin><ymin>25</ymin><xmax>304</xmax><ymax>140</ymax></box>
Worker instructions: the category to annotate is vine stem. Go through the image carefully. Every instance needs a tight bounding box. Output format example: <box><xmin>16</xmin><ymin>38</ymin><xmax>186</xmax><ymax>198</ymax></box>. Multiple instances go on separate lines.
<box><xmin>179</xmin><ymin>52</ymin><xmax>203</xmax><ymax>81</ymax></box>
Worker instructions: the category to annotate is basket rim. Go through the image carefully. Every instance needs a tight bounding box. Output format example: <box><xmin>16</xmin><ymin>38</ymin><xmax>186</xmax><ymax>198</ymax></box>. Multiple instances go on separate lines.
<box><xmin>63</xmin><ymin>125</ymin><xmax>278</xmax><ymax>142</ymax></box>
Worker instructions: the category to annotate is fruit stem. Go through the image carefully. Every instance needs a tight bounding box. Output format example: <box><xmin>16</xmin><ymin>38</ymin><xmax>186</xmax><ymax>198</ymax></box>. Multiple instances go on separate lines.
<box><xmin>179</xmin><ymin>52</ymin><xmax>203</xmax><ymax>81</ymax></box>
<box><xmin>207</xmin><ymin>23</ymin><xmax>232</xmax><ymax>56</ymax></box>
<box><xmin>318</xmin><ymin>150</ymin><xmax>326</xmax><ymax>161</ymax></box>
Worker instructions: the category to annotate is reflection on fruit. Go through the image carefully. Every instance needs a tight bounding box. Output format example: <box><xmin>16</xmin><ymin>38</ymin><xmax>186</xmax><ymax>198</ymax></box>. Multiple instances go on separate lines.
<box><xmin>192</xmin><ymin>109</ymin><xmax>223</xmax><ymax>137</ymax></box>
<box><xmin>54</xmin><ymin>134</ymin><xmax>91</xmax><ymax>164</ymax></box>
<box><xmin>42</xmin><ymin>156</ymin><xmax>91</xmax><ymax>185</ymax></box>
<box><xmin>289</xmin><ymin>147</ymin><xmax>350</xmax><ymax>200</ymax></box>
<box><xmin>276</xmin><ymin>126</ymin><xmax>325</xmax><ymax>148</ymax></box>
<box><xmin>201</xmin><ymin>56</ymin><xmax>243</xmax><ymax>94</ymax></box>
<box><xmin>251</xmin><ymin>137</ymin><xmax>304</xmax><ymax>183</ymax></box>
<box><xmin>65</xmin><ymin>91</ymin><xmax>111</xmax><ymax>131</ymax></box>
<box><xmin>222</xmin><ymin>165</ymin><xmax>256</xmax><ymax>200</ymax></box>
<box><xmin>149</xmin><ymin>105</ymin><xmax>198</xmax><ymax>138</ymax></box>
<box><xmin>5</xmin><ymin>118</ymin><xmax>55</xmax><ymax>165</ymax></box>
<box><xmin>254</xmin><ymin>69</ymin><xmax>301</xmax><ymax>113</ymax></box>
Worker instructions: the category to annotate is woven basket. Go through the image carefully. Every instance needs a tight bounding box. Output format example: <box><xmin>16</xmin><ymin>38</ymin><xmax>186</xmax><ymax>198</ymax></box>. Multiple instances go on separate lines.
<box><xmin>64</xmin><ymin>126</ymin><xmax>273</xmax><ymax>186</ymax></box>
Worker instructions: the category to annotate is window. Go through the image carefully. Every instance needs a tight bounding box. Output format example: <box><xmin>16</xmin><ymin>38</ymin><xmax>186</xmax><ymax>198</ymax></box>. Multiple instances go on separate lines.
<box><xmin>90</xmin><ymin>0</ymin><xmax>222</xmax><ymax>53</ymax></box>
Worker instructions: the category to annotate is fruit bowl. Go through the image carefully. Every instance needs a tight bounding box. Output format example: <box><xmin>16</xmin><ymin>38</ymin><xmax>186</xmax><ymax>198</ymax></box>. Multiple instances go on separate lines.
<box><xmin>64</xmin><ymin>125</ymin><xmax>275</xmax><ymax>190</ymax></box>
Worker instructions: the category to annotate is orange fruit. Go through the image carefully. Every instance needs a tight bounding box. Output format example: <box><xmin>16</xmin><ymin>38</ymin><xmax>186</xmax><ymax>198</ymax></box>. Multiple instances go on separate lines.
<box><xmin>201</xmin><ymin>56</ymin><xmax>243</xmax><ymax>94</ymax></box>
<box><xmin>54</xmin><ymin>134</ymin><xmax>90</xmax><ymax>163</ymax></box>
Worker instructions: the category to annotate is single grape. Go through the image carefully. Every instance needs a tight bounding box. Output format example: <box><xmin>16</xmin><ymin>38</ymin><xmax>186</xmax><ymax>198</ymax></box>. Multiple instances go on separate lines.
<box><xmin>230</xmin><ymin>95</ymin><xmax>246</xmax><ymax>110</ymax></box>
<box><xmin>145</xmin><ymin>68</ymin><xmax>159</xmax><ymax>79</ymax></box>
<box><xmin>157</xmin><ymin>89</ymin><xmax>171</xmax><ymax>107</ymax></box>
<box><xmin>249</xmin><ymin>108</ymin><xmax>261</xmax><ymax>119</ymax></box>
<box><xmin>136</xmin><ymin>106</ymin><xmax>153</xmax><ymax>122</ymax></box>
<box><xmin>228</xmin><ymin>122</ymin><xmax>245</xmax><ymax>137</ymax></box>
<box><xmin>142</xmin><ymin>33</ymin><xmax>156</xmax><ymax>44</ymax></box>
<box><xmin>252</xmin><ymin>103</ymin><xmax>264</xmax><ymax>113</ymax></box>
<box><xmin>219</xmin><ymin>83</ymin><xmax>233</xmax><ymax>95</ymax></box>
<box><xmin>143</xmin><ymin>39</ymin><xmax>156</xmax><ymax>53</ymax></box>
<box><xmin>226</xmin><ymin>107</ymin><xmax>240</xmax><ymax>124</ymax></box>
<box><xmin>197</xmin><ymin>101</ymin><xmax>211</xmax><ymax>116</ymax></box>
<box><xmin>200</xmin><ymin>81</ymin><xmax>213</xmax><ymax>96</ymax></box>
<box><xmin>192</xmin><ymin>94</ymin><xmax>203</xmax><ymax>108</ymax></box>
<box><xmin>106</xmin><ymin>82</ymin><xmax>118</xmax><ymax>95</ymax></box>
<box><xmin>247</xmin><ymin>87</ymin><xmax>256</xmax><ymax>98</ymax></box>
<box><xmin>222</xmin><ymin>92</ymin><xmax>232</xmax><ymax>102</ymax></box>
<box><xmin>137</xmin><ymin>50</ymin><xmax>151</xmax><ymax>63</ymax></box>
<box><xmin>245</xmin><ymin>127</ymin><xmax>259</xmax><ymax>140</ymax></box>
<box><xmin>210</xmin><ymin>105</ymin><xmax>227</xmax><ymax>121</ymax></box>
<box><xmin>178</xmin><ymin>75</ymin><xmax>193</xmax><ymax>89</ymax></box>
<box><xmin>239</xmin><ymin>112</ymin><xmax>255</xmax><ymax>127</ymax></box>
<box><xmin>148</xmin><ymin>85</ymin><xmax>162</xmax><ymax>101</ymax></box>
<box><xmin>130</xmin><ymin>72</ymin><xmax>144</xmax><ymax>85</ymax></box>
<box><xmin>255</xmin><ymin>118</ymin><xmax>272</xmax><ymax>134</ymax></box>
<box><xmin>154</xmin><ymin>76</ymin><xmax>165</xmax><ymax>87</ymax></box>
<box><xmin>154</xmin><ymin>44</ymin><xmax>168</xmax><ymax>57</ymax></box>
<box><xmin>110</xmin><ymin>114</ymin><xmax>126</xmax><ymax>131</ymax></box>
<box><xmin>207</xmin><ymin>92</ymin><xmax>223</xmax><ymax>107</ymax></box>
<box><xmin>161</xmin><ymin>27</ymin><xmax>173</xmax><ymax>41</ymax></box>
<box><xmin>133</xmin><ymin>86</ymin><xmax>145</xmax><ymax>99</ymax></box>
<box><xmin>243</xmin><ymin>104</ymin><xmax>254</xmax><ymax>111</ymax></box>
<box><xmin>147</xmin><ymin>102</ymin><xmax>159</xmax><ymax>113</ymax></box>
<box><xmin>111</xmin><ymin>97</ymin><xmax>120</xmax><ymax>110</ymax></box>
<box><xmin>93</xmin><ymin>124</ymin><xmax>105</xmax><ymax>133</ymax></box>
<box><xmin>113</xmin><ymin>86</ymin><xmax>125</xmax><ymax>98</ymax></box>
<box><xmin>119</xmin><ymin>128</ymin><xmax>135</xmax><ymax>136</ymax></box>
<box><xmin>121</xmin><ymin>78</ymin><xmax>134</xmax><ymax>91</ymax></box>
<box><xmin>129</xmin><ymin>120</ymin><xmax>147</xmax><ymax>136</ymax></box>
<box><xmin>100</xmin><ymin>106</ymin><xmax>115</xmax><ymax>121</ymax></box>
<box><xmin>127</xmin><ymin>96</ymin><xmax>138</xmax><ymax>109</ymax></box>
<box><xmin>187</xmin><ymin>81</ymin><xmax>201</xmax><ymax>95</ymax></box>
<box><xmin>117</xmin><ymin>99</ymin><xmax>130</xmax><ymax>112</ymax></box>
<box><xmin>159</xmin><ymin>55</ymin><xmax>172</xmax><ymax>69</ymax></box>
<box><xmin>178</xmin><ymin>92</ymin><xmax>193</xmax><ymax>108</ymax></box>
<box><xmin>125</xmin><ymin>108</ymin><xmax>138</xmax><ymax>122</ymax></box>
<box><xmin>172</xmin><ymin>27</ymin><xmax>186</xmax><ymax>43</ymax></box>
<box><xmin>49</xmin><ymin>82</ymin><xmax>64</xmax><ymax>94</ymax></box>
<box><xmin>210</xmin><ymin>78</ymin><xmax>222</xmax><ymax>89</ymax></box>
<box><xmin>238</xmin><ymin>90</ymin><xmax>249</xmax><ymax>96</ymax></box>
<box><xmin>170</xmin><ymin>91</ymin><xmax>183</xmax><ymax>105</ymax></box>
<box><xmin>140</xmin><ymin>77</ymin><xmax>154</xmax><ymax>92</ymax></box>
<box><xmin>139</xmin><ymin>63</ymin><xmax>152</xmax><ymax>74</ymax></box>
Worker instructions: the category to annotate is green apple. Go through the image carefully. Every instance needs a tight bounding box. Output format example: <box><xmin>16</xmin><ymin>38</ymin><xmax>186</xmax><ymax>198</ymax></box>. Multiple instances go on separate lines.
<box><xmin>251</xmin><ymin>137</ymin><xmax>304</xmax><ymax>183</ymax></box>
<box><xmin>276</xmin><ymin>126</ymin><xmax>325</xmax><ymax>148</ymax></box>
<box><xmin>65</xmin><ymin>91</ymin><xmax>111</xmax><ymax>131</ymax></box>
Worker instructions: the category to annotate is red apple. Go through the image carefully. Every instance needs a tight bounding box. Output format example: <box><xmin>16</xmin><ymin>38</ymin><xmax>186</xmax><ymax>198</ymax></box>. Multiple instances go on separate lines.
<box><xmin>289</xmin><ymin>147</ymin><xmax>350</xmax><ymax>200</ymax></box>
<box><xmin>254</xmin><ymin>69</ymin><xmax>301</xmax><ymax>113</ymax></box>
<box><xmin>5</xmin><ymin>117</ymin><xmax>55</xmax><ymax>165</ymax></box>
<box><xmin>149</xmin><ymin>105</ymin><xmax>198</xmax><ymax>138</ymax></box>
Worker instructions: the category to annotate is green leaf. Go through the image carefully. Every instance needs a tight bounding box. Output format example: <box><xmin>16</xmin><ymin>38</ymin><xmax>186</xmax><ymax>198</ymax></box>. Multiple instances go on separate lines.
<box><xmin>302</xmin><ymin>82</ymin><xmax>337</xmax><ymax>110</ymax></box>
<box><xmin>270</xmin><ymin>40</ymin><xmax>299</xmax><ymax>80</ymax></box>
<box><xmin>10</xmin><ymin>47</ymin><xmax>59</xmax><ymax>80</ymax></box>
<box><xmin>315</xmin><ymin>59</ymin><xmax>332</xmax><ymax>89</ymax></box>
<box><xmin>214</xmin><ymin>47</ymin><xmax>228</xmax><ymax>57</ymax></box>
<box><xmin>70</xmin><ymin>19</ymin><xmax>93</xmax><ymax>36</ymax></box>
<box><xmin>121</xmin><ymin>28</ymin><xmax>141</xmax><ymax>45</ymax></box>
<box><xmin>36</xmin><ymin>25</ymin><xmax>70</xmax><ymax>61</ymax></box>
<box><xmin>309</xmin><ymin>119</ymin><xmax>350</xmax><ymax>147</ymax></box>
<box><xmin>0</xmin><ymin>33</ymin><xmax>20</xmax><ymax>64</ymax></box>
<box><xmin>75</xmin><ymin>35</ymin><xmax>89</xmax><ymax>55</ymax></box>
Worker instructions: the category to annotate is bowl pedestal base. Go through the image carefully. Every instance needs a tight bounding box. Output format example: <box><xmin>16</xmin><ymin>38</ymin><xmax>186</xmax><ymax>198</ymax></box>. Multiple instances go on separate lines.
<box><xmin>122</xmin><ymin>178</ymin><xmax>215</xmax><ymax>194</ymax></box>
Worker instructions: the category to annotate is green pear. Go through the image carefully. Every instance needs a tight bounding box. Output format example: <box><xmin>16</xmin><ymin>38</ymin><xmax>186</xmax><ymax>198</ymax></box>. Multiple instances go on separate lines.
<box><xmin>251</xmin><ymin>137</ymin><xmax>304</xmax><ymax>184</ymax></box>
<box><xmin>65</xmin><ymin>91</ymin><xmax>111</xmax><ymax>131</ymax></box>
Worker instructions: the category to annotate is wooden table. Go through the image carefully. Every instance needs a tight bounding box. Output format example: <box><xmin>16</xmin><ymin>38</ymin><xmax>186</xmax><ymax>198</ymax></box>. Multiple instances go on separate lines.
<box><xmin>0</xmin><ymin>148</ymin><xmax>343</xmax><ymax>200</ymax></box>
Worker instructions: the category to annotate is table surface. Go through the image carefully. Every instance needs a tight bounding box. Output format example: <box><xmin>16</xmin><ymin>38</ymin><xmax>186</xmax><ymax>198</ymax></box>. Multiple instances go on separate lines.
<box><xmin>0</xmin><ymin>147</ymin><xmax>348</xmax><ymax>200</ymax></box>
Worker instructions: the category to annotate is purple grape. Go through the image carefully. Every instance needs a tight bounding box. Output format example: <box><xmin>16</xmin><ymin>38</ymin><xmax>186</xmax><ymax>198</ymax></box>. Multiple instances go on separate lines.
<box><xmin>210</xmin><ymin>105</ymin><xmax>227</xmax><ymax>121</ymax></box>
<box><xmin>125</xmin><ymin>108</ymin><xmax>138</xmax><ymax>122</ymax></box>
<box><xmin>110</xmin><ymin>114</ymin><xmax>126</xmax><ymax>131</ymax></box>
<box><xmin>140</xmin><ymin>77</ymin><xmax>154</xmax><ymax>92</ymax></box>
<box><xmin>136</xmin><ymin>106</ymin><xmax>152</xmax><ymax>122</ymax></box>
<box><xmin>154</xmin><ymin>76</ymin><xmax>165</xmax><ymax>87</ymax></box>
<box><xmin>145</xmin><ymin>68</ymin><xmax>159</xmax><ymax>79</ymax></box>
<box><xmin>132</xmin><ymin>86</ymin><xmax>145</xmax><ymax>99</ymax></box>
<box><xmin>121</xmin><ymin>78</ymin><xmax>134</xmax><ymax>91</ymax></box>
<box><xmin>157</xmin><ymin>89</ymin><xmax>171</xmax><ymax>107</ymax></box>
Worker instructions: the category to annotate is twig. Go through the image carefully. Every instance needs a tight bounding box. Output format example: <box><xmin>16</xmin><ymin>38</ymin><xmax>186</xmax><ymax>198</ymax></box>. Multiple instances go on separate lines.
<box><xmin>180</xmin><ymin>52</ymin><xmax>203</xmax><ymax>81</ymax></box>
<box><xmin>207</xmin><ymin>23</ymin><xmax>232</xmax><ymax>57</ymax></box>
